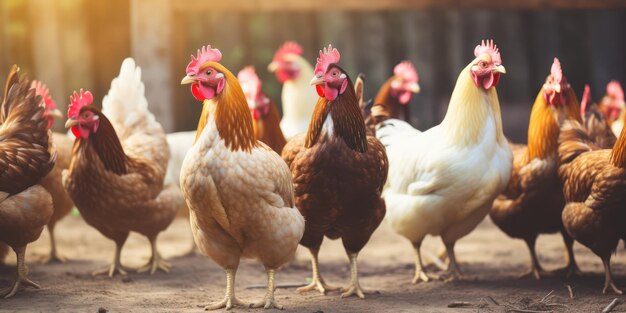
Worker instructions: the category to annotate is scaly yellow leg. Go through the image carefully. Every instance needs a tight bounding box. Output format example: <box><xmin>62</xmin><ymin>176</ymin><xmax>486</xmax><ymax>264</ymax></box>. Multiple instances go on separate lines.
<box><xmin>0</xmin><ymin>246</ymin><xmax>41</xmax><ymax>298</ymax></box>
<box><xmin>297</xmin><ymin>248</ymin><xmax>339</xmax><ymax>295</ymax></box>
<box><xmin>137</xmin><ymin>236</ymin><xmax>171</xmax><ymax>274</ymax></box>
<box><xmin>204</xmin><ymin>269</ymin><xmax>247</xmax><ymax>311</ymax></box>
<box><xmin>251</xmin><ymin>269</ymin><xmax>283</xmax><ymax>309</ymax></box>
<box><xmin>341</xmin><ymin>252</ymin><xmax>378</xmax><ymax>299</ymax></box>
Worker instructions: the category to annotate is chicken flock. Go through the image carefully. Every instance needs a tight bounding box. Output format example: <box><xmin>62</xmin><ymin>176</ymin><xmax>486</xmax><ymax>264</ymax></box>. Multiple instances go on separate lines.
<box><xmin>0</xmin><ymin>39</ymin><xmax>625</xmax><ymax>311</ymax></box>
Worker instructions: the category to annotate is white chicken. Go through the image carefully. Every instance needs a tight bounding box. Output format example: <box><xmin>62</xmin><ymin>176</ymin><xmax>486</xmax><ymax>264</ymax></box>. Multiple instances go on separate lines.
<box><xmin>377</xmin><ymin>40</ymin><xmax>512</xmax><ymax>282</ymax></box>
<box><xmin>268</xmin><ymin>41</ymin><xmax>318</xmax><ymax>139</ymax></box>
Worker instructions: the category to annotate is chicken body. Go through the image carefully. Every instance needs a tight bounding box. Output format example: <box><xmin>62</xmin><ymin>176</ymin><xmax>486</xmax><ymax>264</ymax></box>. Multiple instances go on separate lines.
<box><xmin>558</xmin><ymin>120</ymin><xmax>626</xmax><ymax>294</ymax></box>
<box><xmin>283</xmin><ymin>58</ymin><xmax>388</xmax><ymax>298</ymax></box>
<box><xmin>180</xmin><ymin>56</ymin><xmax>304</xmax><ymax>310</ymax></box>
<box><xmin>64</xmin><ymin>59</ymin><xmax>181</xmax><ymax>276</ymax></box>
<box><xmin>379</xmin><ymin>50</ymin><xmax>511</xmax><ymax>282</ymax></box>
<box><xmin>0</xmin><ymin>67</ymin><xmax>55</xmax><ymax>298</ymax></box>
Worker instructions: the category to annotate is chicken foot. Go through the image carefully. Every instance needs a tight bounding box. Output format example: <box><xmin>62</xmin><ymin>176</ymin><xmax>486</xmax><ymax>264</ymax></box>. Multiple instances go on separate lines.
<box><xmin>602</xmin><ymin>257</ymin><xmax>622</xmax><ymax>295</ymax></box>
<box><xmin>251</xmin><ymin>269</ymin><xmax>283</xmax><ymax>309</ymax></box>
<box><xmin>205</xmin><ymin>269</ymin><xmax>247</xmax><ymax>311</ymax></box>
<box><xmin>341</xmin><ymin>252</ymin><xmax>379</xmax><ymax>299</ymax></box>
<box><xmin>439</xmin><ymin>242</ymin><xmax>463</xmax><ymax>282</ymax></box>
<box><xmin>519</xmin><ymin>238</ymin><xmax>549</xmax><ymax>280</ymax></box>
<box><xmin>297</xmin><ymin>248</ymin><xmax>339</xmax><ymax>295</ymax></box>
<box><xmin>0</xmin><ymin>246</ymin><xmax>40</xmax><ymax>299</ymax></box>
<box><xmin>92</xmin><ymin>241</ymin><xmax>129</xmax><ymax>277</ymax></box>
<box><xmin>548</xmin><ymin>233</ymin><xmax>582</xmax><ymax>278</ymax></box>
<box><xmin>137</xmin><ymin>236</ymin><xmax>171</xmax><ymax>274</ymax></box>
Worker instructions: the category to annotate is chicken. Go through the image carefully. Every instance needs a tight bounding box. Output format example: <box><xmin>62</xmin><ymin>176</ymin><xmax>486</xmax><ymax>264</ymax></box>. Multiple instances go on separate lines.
<box><xmin>31</xmin><ymin>80</ymin><xmax>75</xmax><ymax>263</ymax></box>
<box><xmin>237</xmin><ymin>66</ymin><xmax>286</xmax><ymax>153</ymax></box>
<box><xmin>579</xmin><ymin>84</ymin><xmax>616</xmax><ymax>149</ymax></box>
<box><xmin>282</xmin><ymin>45</ymin><xmax>388</xmax><ymax>298</ymax></box>
<box><xmin>0</xmin><ymin>65</ymin><xmax>55</xmax><ymax>298</ymax></box>
<box><xmin>490</xmin><ymin>58</ymin><xmax>582</xmax><ymax>279</ymax></box>
<box><xmin>558</xmin><ymin>118</ymin><xmax>626</xmax><ymax>294</ymax></box>
<box><xmin>365</xmin><ymin>61</ymin><xmax>420</xmax><ymax>133</ymax></box>
<box><xmin>63</xmin><ymin>58</ymin><xmax>181</xmax><ymax>276</ymax></box>
<box><xmin>179</xmin><ymin>45</ymin><xmax>304</xmax><ymax>310</ymax></box>
<box><xmin>604</xmin><ymin>81</ymin><xmax>626</xmax><ymax>136</ymax></box>
<box><xmin>268</xmin><ymin>41</ymin><xmax>318</xmax><ymax>139</ymax></box>
<box><xmin>378</xmin><ymin>40</ymin><xmax>511</xmax><ymax>282</ymax></box>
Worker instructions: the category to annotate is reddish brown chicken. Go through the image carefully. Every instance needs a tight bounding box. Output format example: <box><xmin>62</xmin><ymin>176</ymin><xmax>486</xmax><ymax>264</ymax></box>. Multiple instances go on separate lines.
<box><xmin>282</xmin><ymin>45</ymin><xmax>388</xmax><ymax>299</ymax></box>
<box><xmin>558</xmin><ymin>118</ymin><xmax>626</xmax><ymax>294</ymax></box>
<box><xmin>237</xmin><ymin>66</ymin><xmax>286</xmax><ymax>153</ymax></box>
<box><xmin>0</xmin><ymin>66</ymin><xmax>55</xmax><ymax>298</ymax></box>
<box><xmin>579</xmin><ymin>84</ymin><xmax>616</xmax><ymax>149</ymax></box>
<box><xmin>31</xmin><ymin>81</ymin><xmax>75</xmax><ymax>263</ymax></box>
<box><xmin>365</xmin><ymin>61</ymin><xmax>420</xmax><ymax>133</ymax></box>
<box><xmin>490</xmin><ymin>58</ymin><xmax>581</xmax><ymax>279</ymax></box>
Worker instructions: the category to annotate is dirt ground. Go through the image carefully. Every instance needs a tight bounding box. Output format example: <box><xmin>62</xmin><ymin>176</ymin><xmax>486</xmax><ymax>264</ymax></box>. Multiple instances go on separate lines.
<box><xmin>1</xmin><ymin>215</ymin><xmax>625</xmax><ymax>313</ymax></box>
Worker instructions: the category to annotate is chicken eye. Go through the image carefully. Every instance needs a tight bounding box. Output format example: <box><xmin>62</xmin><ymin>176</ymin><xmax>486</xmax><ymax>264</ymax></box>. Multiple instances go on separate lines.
<box><xmin>481</xmin><ymin>62</ymin><xmax>487</xmax><ymax>68</ymax></box>
<box><xmin>206</xmin><ymin>70</ymin><xmax>212</xmax><ymax>76</ymax></box>
<box><xmin>332</xmin><ymin>71</ymin><xmax>338</xmax><ymax>76</ymax></box>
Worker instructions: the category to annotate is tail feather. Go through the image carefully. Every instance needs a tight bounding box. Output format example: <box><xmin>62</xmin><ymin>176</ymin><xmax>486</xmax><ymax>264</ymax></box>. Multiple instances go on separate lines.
<box><xmin>558</xmin><ymin>120</ymin><xmax>599</xmax><ymax>165</ymax></box>
<box><xmin>375</xmin><ymin>119</ymin><xmax>420</xmax><ymax>148</ymax></box>
<box><xmin>102</xmin><ymin>58</ymin><xmax>160</xmax><ymax>140</ymax></box>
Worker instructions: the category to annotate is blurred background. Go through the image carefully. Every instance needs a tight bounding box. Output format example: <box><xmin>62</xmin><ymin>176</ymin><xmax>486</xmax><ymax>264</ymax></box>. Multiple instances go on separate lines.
<box><xmin>0</xmin><ymin>0</ymin><xmax>624</xmax><ymax>142</ymax></box>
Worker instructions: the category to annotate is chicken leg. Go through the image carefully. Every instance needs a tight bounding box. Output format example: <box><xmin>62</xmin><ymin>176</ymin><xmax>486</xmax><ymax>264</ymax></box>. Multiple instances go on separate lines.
<box><xmin>519</xmin><ymin>237</ymin><xmax>548</xmax><ymax>280</ymax></box>
<box><xmin>40</xmin><ymin>224</ymin><xmax>67</xmax><ymax>263</ymax></box>
<box><xmin>297</xmin><ymin>247</ymin><xmax>339</xmax><ymax>294</ymax></box>
<box><xmin>412</xmin><ymin>242</ymin><xmax>430</xmax><ymax>283</ymax></box>
<box><xmin>341</xmin><ymin>252</ymin><xmax>378</xmax><ymax>299</ymax></box>
<box><xmin>251</xmin><ymin>269</ymin><xmax>283</xmax><ymax>309</ymax></box>
<box><xmin>92</xmin><ymin>239</ymin><xmax>129</xmax><ymax>277</ymax></box>
<box><xmin>441</xmin><ymin>242</ymin><xmax>463</xmax><ymax>282</ymax></box>
<box><xmin>137</xmin><ymin>236</ymin><xmax>171</xmax><ymax>274</ymax></box>
<box><xmin>602</xmin><ymin>257</ymin><xmax>622</xmax><ymax>295</ymax></box>
<box><xmin>205</xmin><ymin>269</ymin><xmax>247</xmax><ymax>311</ymax></box>
<box><xmin>550</xmin><ymin>233</ymin><xmax>582</xmax><ymax>278</ymax></box>
<box><xmin>0</xmin><ymin>246</ymin><xmax>40</xmax><ymax>299</ymax></box>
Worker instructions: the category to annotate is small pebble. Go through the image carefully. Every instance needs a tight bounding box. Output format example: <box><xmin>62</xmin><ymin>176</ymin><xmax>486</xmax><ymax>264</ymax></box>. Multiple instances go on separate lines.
<box><xmin>97</xmin><ymin>308</ymin><xmax>107</xmax><ymax>313</ymax></box>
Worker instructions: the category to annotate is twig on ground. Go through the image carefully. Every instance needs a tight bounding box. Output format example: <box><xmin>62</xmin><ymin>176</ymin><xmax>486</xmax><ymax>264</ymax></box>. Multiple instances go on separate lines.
<box><xmin>565</xmin><ymin>285</ymin><xmax>574</xmax><ymax>299</ymax></box>
<box><xmin>448</xmin><ymin>301</ymin><xmax>473</xmax><ymax>308</ymax></box>
<box><xmin>539</xmin><ymin>290</ymin><xmax>554</xmax><ymax>303</ymax></box>
<box><xmin>602</xmin><ymin>298</ymin><xmax>620</xmax><ymax>313</ymax></box>
<box><xmin>485</xmin><ymin>295</ymin><xmax>500</xmax><ymax>306</ymax></box>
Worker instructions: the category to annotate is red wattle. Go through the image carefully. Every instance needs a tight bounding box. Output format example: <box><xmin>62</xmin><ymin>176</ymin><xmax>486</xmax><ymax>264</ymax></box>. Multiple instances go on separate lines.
<box><xmin>71</xmin><ymin>126</ymin><xmax>80</xmax><ymax>138</ymax></box>
<box><xmin>191</xmin><ymin>84</ymin><xmax>204</xmax><ymax>101</ymax></box>
<box><xmin>316</xmin><ymin>85</ymin><xmax>325</xmax><ymax>97</ymax></box>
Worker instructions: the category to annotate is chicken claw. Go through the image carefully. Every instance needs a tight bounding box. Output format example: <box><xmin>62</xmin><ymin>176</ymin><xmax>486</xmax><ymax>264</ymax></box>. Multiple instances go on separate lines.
<box><xmin>298</xmin><ymin>248</ymin><xmax>339</xmax><ymax>295</ymax></box>
<box><xmin>136</xmin><ymin>237</ymin><xmax>170</xmax><ymax>274</ymax></box>
<box><xmin>205</xmin><ymin>269</ymin><xmax>248</xmax><ymax>311</ymax></box>
<box><xmin>602</xmin><ymin>258</ymin><xmax>623</xmax><ymax>295</ymax></box>
<box><xmin>411</xmin><ymin>242</ymin><xmax>435</xmax><ymax>283</ymax></box>
<box><xmin>251</xmin><ymin>269</ymin><xmax>284</xmax><ymax>310</ymax></box>
<box><xmin>40</xmin><ymin>227</ymin><xmax>68</xmax><ymax>264</ymax></box>
<box><xmin>340</xmin><ymin>253</ymin><xmax>379</xmax><ymax>299</ymax></box>
<box><xmin>92</xmin><ymin>242</ymin><xmax>128</xmax><ymax>277</ymax></box>
<box><xmin>0</xmin><ymin>246</ymin><xmax>40</xmax><ymax>299</ymax></box>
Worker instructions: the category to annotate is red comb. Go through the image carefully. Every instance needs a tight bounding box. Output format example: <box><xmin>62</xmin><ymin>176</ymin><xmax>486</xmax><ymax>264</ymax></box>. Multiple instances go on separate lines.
<box><xmin>551</xmin><ymin>58</ymin><xmax>563</xmax><ymax>83</ymax></box>
<box><xmin>314</xmin><ymin>44</ymin><xmax>340</xmax><ymax>76</ymax></box>
<box><xmin>580</xmin><ymin>84</ymin><xmax>591</xmax><ymax>115</ymax></box>
<box><xmin>31</xmin><ymin>80</ymin><xmax>57</xmax><ymax>110</ymax></box>
<box><xmin>273</xmin><ymin>41</ymin><xmax>303</xmax><ymax>62</ymax></box>
<box><xmin>68</xmin><ymin>89</ymin><xmax>93</xmax><ymax>119</ymax></box>
<box><xmin>607</xmin><ymin>80</ymin><xmax>624</xmax><ymax>101</ymax></box>
<box><xmin>237</xmin><ymin>66</ymin><xmax>262</xmax><ymax>101</ymax></box>
<box><xmin>186</xmin><ymin>45</ymin><xmax>222</xmax><ymax>74</ymax></box>
<box><xmin>474</xmin><ymin>40</ymin><xmax>501</xmax><ymax>65</ymax></box>
<box><xmin>394</xmin><ymin>61</ymin><xmax>418</xmax><ymax>83</ymax></box>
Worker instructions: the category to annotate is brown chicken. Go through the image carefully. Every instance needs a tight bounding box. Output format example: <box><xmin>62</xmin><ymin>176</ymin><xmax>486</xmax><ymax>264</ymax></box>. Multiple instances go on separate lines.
<box><xmin>490</xmin><ymin>58</ymin><xmax>581</xmax><ymax>279</ymax></box>
<box><xmin>558</xmin><ymin>119</ymin><xmax>626</xmax><ymax>294</ymax></box>
<box><xmin>31</xmin><ymin>81</ymin><xmax>75</xmax><ymax>263</ymax></box>
<box><xmin>579</xmin><ymin>84</ymin><xmax>616</xmax><ymax>149</ymax></box>
<box><xmin>63</xmin><ymin>58</ymin><xmax>181</xmax><ymax>276</ymax></box>
<box><xmin>364</xmin><ymin>61</ymin><xmax>420</xmax><ymax>133</ymax></box>
<box><xmin>0</xmin><ymin>66</ymin><xmax>55</xmax><ymax>298</ymax></box>
<box><xmin>237</xmin><ymin>66</ymin><xmax>286</xmax><ymax>153</ymax></box>
<box><xmin>282</xmin><ymin>45</ymin><xmax>388</xmax><ymax>299</ymax></box>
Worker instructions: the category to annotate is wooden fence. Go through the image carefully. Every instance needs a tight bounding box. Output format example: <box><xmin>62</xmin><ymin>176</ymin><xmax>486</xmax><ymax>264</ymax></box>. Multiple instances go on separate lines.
<box><xmin>1</xmin><ymin>0</ymin><xmax>625</xmax><ymax>141</ymax></box>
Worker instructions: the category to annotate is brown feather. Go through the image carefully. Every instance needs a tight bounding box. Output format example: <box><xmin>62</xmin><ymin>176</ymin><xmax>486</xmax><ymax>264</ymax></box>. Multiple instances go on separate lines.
<box><xmin>609</xmin><ymin>123</ymin><xmax>626</xmax><ymax>168</ymax></box>
<box><xmin>255</xmin><ymin>101</ymin><xmax>286</xmax><ymax>153</ymax></box>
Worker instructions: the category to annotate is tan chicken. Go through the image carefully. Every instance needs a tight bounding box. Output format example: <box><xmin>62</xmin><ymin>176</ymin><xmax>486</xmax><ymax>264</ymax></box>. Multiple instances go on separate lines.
<box><xmin>282</xmin><ymin>45</ymin><xmax>388</xmax><ymax>298</ymax></box>
<box><xmin>180</xmin><ymin>45</ymin><xmax>304</xmax><ymax>310</ymax></box>
<box><xmin>63</xmin><ymin>58</ymin><xmax>181</xmax><ymax>276</ymax></box>
<box><xmin>31</xmin><ymin>81</ymin><xmax>75</xmax><ymax>263</ymax></box>
<box><xmin>490</xmin><ymin>58</ymin><xmax>581</xmax><ymax>279</ymax></box>
<box><xmin>0</xmin><ymin>66</ymin><xmax>55</xmax><ymax>298</ymax></box>
<box><xmin>237</xmin><ymin>66</ymin><xmax>286</xmax><ymax>153</ymax></box>
<box><xmin>558</xmin><ymin>119</ymin><xmax>626</xmax><ymax>294</ymax></box>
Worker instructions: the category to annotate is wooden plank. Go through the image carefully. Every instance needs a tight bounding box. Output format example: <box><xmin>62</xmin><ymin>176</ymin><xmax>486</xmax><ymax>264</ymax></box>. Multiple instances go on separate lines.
<box><xmin>171</xmin><ymin>0</ymin><xmax>626</xmax><ymax>12</ymax></box>
<box><xmin>131</xmin><ymin>0</ymin><xmax>175</xmax><ymax>132</ymax></box>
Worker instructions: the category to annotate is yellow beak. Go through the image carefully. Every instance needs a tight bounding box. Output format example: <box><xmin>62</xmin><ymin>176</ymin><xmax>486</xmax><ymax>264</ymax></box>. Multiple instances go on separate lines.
<box><xmin>555</xmin><ymin>84</ymin><xmax>561</xmax><ymax>93</ymax></box>
<box><xmin>65</xmin><ymin>118</ymin><xmax>78</xmax><ymax>129</ymax></box>
<box><xmin>408</xmin><ymin>82</ymin><xmax>421</xmax><ymax>93</ymax></box>
<box><xmin>181</xmin><ymin>75</ymin><xmax>195</xmax><ymax>85</ymax></box>
<box><xmin>267</xmin><ymin>61</ymin><xmax>279</xmax><ymax>73</ymax></box>
<box><xmin>310</xmin><ymin>75</ymin><xmax>323</xmax><ymax>86</ymax></box>
<box><xmin>493</xmin><ymin>64</ymin><xmax>506</xmax><ymax>74</ymax></box>
<box><xmin>51</xmin><ymin>108</ymin><xmax>63</xmax><ymax>119</ymax></box>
